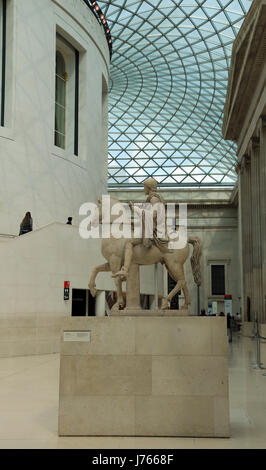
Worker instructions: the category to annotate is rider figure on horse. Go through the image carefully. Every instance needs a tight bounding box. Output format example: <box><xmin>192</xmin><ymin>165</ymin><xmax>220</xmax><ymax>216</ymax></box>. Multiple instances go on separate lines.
<box><xmin>113</xmin><ymin>178</ymin><xmax>170</xmax><ymax>280</ymax></box>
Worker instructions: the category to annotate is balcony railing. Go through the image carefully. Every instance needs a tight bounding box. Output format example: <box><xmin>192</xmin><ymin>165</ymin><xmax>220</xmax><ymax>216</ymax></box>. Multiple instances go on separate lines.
<box><xmin>82</xmin><ymin>0</ymin><xmax>112</xmax><ymax>59</ymax></box>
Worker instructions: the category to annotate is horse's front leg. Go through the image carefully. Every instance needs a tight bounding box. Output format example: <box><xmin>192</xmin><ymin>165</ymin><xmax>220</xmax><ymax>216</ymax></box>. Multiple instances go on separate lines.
<box><xmin>113</xmin><ymin>276</ymin><xmax>125</xmax><ymax>311</ymax></box>
<box><xmin>89</xmin><ymin>263</ymin><xmax>110</xmax><ymax>297</ymax></box>
<box><xmin>109</xmin><ymin>255</ymin><xmax>125</xmax><ymax>313</ymax></box>
<box><xmin>181</xmin><ymin>283</ymin><xmax>191</xmax><ymax>309</ymax></box>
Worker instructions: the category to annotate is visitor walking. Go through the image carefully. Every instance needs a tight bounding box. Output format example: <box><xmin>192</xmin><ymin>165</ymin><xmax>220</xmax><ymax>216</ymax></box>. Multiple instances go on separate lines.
<box><xmin>227</xmin><ymin>312</ymin><xmax>232</xmax><ymax>343</ymax></box>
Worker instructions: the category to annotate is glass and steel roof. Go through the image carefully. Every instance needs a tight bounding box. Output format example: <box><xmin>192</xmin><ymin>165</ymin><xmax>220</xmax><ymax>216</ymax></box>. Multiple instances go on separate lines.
<box><xmin>98</xmin><ymin>0</ymin><xmax>252</xmax><ymax>187</ymax></box>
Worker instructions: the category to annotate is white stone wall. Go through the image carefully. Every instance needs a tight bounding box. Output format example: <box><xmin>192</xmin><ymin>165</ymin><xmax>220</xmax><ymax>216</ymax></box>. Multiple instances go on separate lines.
<box><xmin>0</xmin><ymin>0</ymin><xmax>110</xmax><ymax>234</ymax></box>
<box><xmin>0</xmin><ymin>223</ymin><xmax>163</xmax><ymax>317</ymax></box>
<box><xmin>0</xmin><ymin>223</ymin><xmax>159</xmax><ymax>356</ymax></box>
<box><xmin>0</xmin><ymin>0</ymin><xmax>116</xmax><ymax>356</ymax></box>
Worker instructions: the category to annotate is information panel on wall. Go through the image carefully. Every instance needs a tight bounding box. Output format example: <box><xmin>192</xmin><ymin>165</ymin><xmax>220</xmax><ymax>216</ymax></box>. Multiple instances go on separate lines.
<box><xmin>64</xmin><ymin>281</ymin><xmax>70</xmax><ymax>301</ymax></box>
<box><xmin>224</xmin><ymin>295</ymin><xmax>232</xmax><ymax>316</ymax></box>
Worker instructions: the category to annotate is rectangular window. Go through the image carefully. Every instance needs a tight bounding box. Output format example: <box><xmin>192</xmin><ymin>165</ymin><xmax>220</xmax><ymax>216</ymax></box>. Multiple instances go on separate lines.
<box><xmin>74</xmin><ymin>49</ymin><xmax>79</xmax><ymax>156</ymax></box>
<box><xmin>0</xmin><ymin>0</ymin><xmax>7</xmax><ymax>127</ymax></box>
<box><xmin>55</xmin><ymin>50</ymin><xmax>67</xmax><ymax>149</ymax></box>
<box><xmin>55</xmin><ymin>33</ymin><xmax>79</xmax><ymax>156</ymax></box>
<box><xmin>211</xmin><ymin>265</ymin><xmax>225</xmax><ymax>296</ymax></box>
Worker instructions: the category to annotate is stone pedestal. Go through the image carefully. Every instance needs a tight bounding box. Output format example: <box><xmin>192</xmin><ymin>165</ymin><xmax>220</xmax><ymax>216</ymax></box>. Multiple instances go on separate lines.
<box><xmin>58</xmin><ymin>316</ymin><xmax>229</xmax><ymax>437</ymax></box>
<box><xmin>111</xmin><ymin>309</ymin><xmax>190</xmax><ymax>317</ymax></box>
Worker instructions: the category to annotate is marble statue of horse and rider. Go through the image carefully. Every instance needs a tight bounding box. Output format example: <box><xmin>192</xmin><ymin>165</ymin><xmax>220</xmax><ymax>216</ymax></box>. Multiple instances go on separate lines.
<box><xmin>88</xmin><ymin>178</ymin><xmax>202</xmax><ymax>314</ymax></box>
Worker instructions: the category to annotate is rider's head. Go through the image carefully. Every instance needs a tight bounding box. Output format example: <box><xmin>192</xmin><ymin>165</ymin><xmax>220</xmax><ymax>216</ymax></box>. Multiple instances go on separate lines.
<box><xmin>144</xmin><ymin>178</ymin><xmax>158</xmax><ymax>194</ymax></box>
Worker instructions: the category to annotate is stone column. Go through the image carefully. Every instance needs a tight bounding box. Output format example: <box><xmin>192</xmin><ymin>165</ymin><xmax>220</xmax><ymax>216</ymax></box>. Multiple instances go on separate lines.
<box><xmin>239</xmin><ymin>154</ymin><xmax>252</xmax><ymax>321</ymax></box>
<box><xmin>250</xmin><ymin>137</ymin><xmax>263</xmax><ymax>322</ymax></box>
<box><xmin>95</xmin><ymin>291</ymin><xmax>106</xmax><ymax>317</ymax></box>
<box><xmin>236</xmin><ymin>161</ymin><xmax>244</xmax><ymax>320</ymax></box>
<box><xmin>126</xmin><ymin>263</ymin><xmax>141</xmax><ymax>310</ymax></box>
<box><xmin>258</xmin><ymin>117</ymin><xmax>266</xmax><ymax>323</ymax></box>
<box><xmin>246</xmin><ymin>155</ymin><xmax>253</xmax><ymax>320</ymax></box>
<box><xmin>154</xmin><ymin>263</ymin><xmax>159</xmax><ymax>310</ymax></box>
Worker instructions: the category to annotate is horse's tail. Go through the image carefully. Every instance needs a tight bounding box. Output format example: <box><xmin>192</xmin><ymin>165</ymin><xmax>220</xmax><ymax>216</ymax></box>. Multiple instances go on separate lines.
<box><xmin>188</xmin><ymin>236</ymin><xmax>202</xmax><ymax>286</ymax></box>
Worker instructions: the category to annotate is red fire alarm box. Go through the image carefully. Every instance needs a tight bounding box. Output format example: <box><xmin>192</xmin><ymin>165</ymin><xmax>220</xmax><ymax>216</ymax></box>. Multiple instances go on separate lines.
<box><xmin>64</xmin><ymin>281</ymin><xmax>70</xmax><ymax>300</ymax></box>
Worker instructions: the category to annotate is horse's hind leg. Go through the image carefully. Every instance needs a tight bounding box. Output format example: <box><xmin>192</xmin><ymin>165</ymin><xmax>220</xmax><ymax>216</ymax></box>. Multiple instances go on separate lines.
<box><xmin>89</xmin><ymin>263</ymin><xmax>110</xmax><ymax>297</ymax></box>
<box><xmin>182</xmin><ymin>284</ymin><xmax>191</xmax><ymax>309</ymax></box>
<box><xmin>162</xmin><ymin>261</ymin><xmax>190</xmax><ymax>310</ymax></box>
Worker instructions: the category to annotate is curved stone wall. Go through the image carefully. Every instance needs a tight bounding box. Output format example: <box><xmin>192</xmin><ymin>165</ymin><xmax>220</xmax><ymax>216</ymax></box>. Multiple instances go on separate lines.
<box><xmin>0</xmin><ymin>0</ymin><xmax>110</xmax><ymax>234</ymax></box>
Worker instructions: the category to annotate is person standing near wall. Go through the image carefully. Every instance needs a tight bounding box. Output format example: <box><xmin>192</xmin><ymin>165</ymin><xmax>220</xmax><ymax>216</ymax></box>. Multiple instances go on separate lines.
<box><xmin>19</xmin><ymin>212</ymin><xmax>33</xmax><ymax>236</ymax></box>
<box><xmin>227</xmin><ymin>312</ymin><xmax>232</xmax><ymax>343</ymax></box>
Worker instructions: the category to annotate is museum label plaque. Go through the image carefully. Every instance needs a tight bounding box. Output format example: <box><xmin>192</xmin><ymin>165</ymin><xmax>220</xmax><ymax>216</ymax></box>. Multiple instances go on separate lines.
<box><xmin>63</xmin><ymin>331</ymin><xmax>91</xmax><ymax>342</ymax></box>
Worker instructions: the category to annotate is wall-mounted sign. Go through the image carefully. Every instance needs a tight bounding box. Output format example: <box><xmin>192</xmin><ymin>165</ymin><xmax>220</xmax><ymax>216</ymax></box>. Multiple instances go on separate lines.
<box><xmin>64</xmin><ymin>331</ymin><xmax>91</xmax><ymax>342</ymax></box>
<box><xmin>212</xmin><ymin>301</ymin><xmax>218</xmax><ymax>315</ymax></box>
<box><xmin>64</xmin><ymin>281</ymin><xmax>70</xmax><ymax>301</ymax></box>
<box><xmin>224</xmin><ymin>295</ymin><xmax>232</xmax><ymax>316</ymax></box>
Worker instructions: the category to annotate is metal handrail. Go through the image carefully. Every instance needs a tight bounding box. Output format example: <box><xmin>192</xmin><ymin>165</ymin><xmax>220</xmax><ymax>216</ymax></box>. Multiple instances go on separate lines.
<box><xmin>0</xmin><ymin>233</ymin><xmax>16</xmax><ymax>238</ymax></box>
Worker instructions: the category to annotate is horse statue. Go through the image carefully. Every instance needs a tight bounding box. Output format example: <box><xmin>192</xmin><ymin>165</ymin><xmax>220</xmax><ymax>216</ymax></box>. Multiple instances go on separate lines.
<box><xmin>88</xmin><ymin>195</ymin><xmax>202</xmax><ymax>314</ymax></box>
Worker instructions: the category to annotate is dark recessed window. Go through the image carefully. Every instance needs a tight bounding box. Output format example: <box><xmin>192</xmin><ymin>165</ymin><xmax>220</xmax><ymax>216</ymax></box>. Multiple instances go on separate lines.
<box><xmin>211</xmin><ymin>265</ymin><xmax>225</xmax><ymax>295</ymax></box>
<box><xmin>71</xmin><ymin>289</ymin><xmax>95</xmax><ymax>316</ymax></box>
<box><xmin>55</xmin><ymin>51</ymin><xmax>66</xmax><ymax>149</ymax></box>
<box><xmin>55</xmin><ymin>34</ymin><xmax>79</xmax><ymax>155</ymax></box>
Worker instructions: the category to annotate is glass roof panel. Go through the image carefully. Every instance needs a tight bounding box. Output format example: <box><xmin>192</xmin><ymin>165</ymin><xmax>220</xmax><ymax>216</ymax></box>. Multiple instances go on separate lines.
<box><xmin>98</xmin><ymin>0</ymin><xmax>252</xmax><ymax>187</ymax></box>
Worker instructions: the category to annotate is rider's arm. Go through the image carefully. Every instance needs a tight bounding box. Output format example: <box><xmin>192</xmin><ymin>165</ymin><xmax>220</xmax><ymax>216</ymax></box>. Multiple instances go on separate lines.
<box><xmin>150</xmin><ymin>196</ymin><xmax>159</xmax><ymax>221</ymax></box>
<box><xmin>130</xmin><ymin>202</ymin><xmax>142</xmax><ymax>215</ymax></box>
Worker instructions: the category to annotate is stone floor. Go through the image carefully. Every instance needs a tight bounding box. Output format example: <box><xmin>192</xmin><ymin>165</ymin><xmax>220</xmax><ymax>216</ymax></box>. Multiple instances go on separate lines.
<box><xmin>0</xmin><ymin>332</ymin><xmax>265</xmax><ymax>449</ymax></box>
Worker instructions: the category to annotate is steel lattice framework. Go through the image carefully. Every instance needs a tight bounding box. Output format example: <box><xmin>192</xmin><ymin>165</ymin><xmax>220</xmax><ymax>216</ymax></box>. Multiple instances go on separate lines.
<box><xmin>98</xmin><ymin>0</ymin><xmax>251</xmax><ymax>187</ymax></box>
